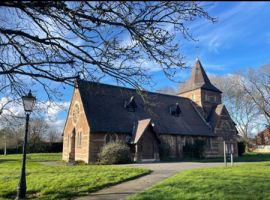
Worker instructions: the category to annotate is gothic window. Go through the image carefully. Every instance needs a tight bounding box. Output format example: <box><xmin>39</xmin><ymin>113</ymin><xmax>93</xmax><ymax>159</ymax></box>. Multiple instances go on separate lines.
<box><xmin>105</xmin><ymin>133</ymin><xmax>117</xmax><ymax>144</ymax></box>
<box><xmin>192</xmin><ymin>93</ymin><xmax>196</xmax><ymax>100</ymax></box>
<box><xmin>214</xmin><ymin>95</ymin><xmax>217</xmax><ymax>102</ymax></box>
<box><xmin>205</xmin><ymin>93</ymin><xmax>208</xmax><ymax>101</ymax></box>
<box><xmin>205</xmin><ymin>138</ymin><xmax>211</xmax><ymax>149</ymax></box>
<box><xmin>185</xmin><ymin>137</ymin><xmax>192</xmax><ymax>146</ymax></box>
<box><xmin>72</xmin><ymin>102</ymin><xmax>80</xmax><ymax>125</ymax></box>
<box><xmin>67</xmin><ymin>134</ymin><xmax>70</xmax><ymax>147</ymax></box>
<box><xmin>221</xmin><ymin>122</ymin><xmax>230</xmax><ymax>136</ymax></box>
<box><xmin>77</xmin><ymin>132</ymin><xmax>83</xmax><ymax>148</ymax></box>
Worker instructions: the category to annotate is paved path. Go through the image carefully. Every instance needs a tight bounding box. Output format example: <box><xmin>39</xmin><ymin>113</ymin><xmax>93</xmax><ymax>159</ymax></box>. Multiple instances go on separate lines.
<box><xmin>75</xmin><ymin>161</ymin><xmax>255</xmax><ymax>200</ymax></box>
<box><xmin>38</xmin><ymin>161</ymin><xmax>256</xmax><ymax>200</ymax></box>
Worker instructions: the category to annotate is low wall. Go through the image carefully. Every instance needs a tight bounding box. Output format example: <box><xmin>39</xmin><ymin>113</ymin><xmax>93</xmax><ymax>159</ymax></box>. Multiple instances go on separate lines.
<box><xmin>253</xmin><ymin>149</ymin><xmax>270</xmax><ymax>153</ymax></box>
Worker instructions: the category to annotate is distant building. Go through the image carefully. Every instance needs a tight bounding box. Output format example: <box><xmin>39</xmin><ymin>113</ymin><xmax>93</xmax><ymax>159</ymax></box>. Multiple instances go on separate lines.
<box><xmin>256</xmin><ymin>127</ymin><xmax>270</xmax><ymax>145</ymax></box>
<box><xmin>62</xmin><ymin>58</ymin><xmax>238</xmax><ymax>164</ymax></box>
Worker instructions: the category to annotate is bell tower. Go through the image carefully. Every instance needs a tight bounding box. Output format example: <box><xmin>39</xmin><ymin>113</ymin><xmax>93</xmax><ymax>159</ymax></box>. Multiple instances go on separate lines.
<box><xmin>178</xmin><ymin>58</ymin><xmax>222</xmax><ymax>119</ymax></box>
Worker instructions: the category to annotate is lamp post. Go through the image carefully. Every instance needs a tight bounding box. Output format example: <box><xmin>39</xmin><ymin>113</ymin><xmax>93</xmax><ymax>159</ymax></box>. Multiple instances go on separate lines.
<box><xmin>16</xmin><ymin>90</ymin><xmax>36</xmax><ymax>200</ymax></box>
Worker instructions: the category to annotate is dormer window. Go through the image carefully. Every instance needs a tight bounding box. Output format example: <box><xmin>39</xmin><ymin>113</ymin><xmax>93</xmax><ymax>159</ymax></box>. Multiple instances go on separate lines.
<box><xmin>124</xmin><ymin>96</ymin><xmax>137</xmax><ymax>112</ymax></box>
<box><xmin>170</xmin><ymin>103</ymin><xmax>181</xmax><ymax>117</ymax></box>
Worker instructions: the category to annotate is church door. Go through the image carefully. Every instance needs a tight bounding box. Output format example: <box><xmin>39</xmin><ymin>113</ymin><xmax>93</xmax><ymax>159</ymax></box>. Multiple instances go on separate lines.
<box><xmin>69</xmin><ymin>129</ymin><xmax>76</xmax><ymax>162</ymax></box>
<box><xmin>141</xmin><ymin>135</ymin><xmax>154</xmax><ymax>159</ymax></box>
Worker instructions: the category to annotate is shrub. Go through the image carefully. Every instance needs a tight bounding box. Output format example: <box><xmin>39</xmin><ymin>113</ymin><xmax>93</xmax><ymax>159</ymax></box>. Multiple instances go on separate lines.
<box><xmin>159</xmin><ymin>142</ymin><xmax>171</xmax><ymax>158</ymax></box>
<box><xmin>193</xmin><ymin>139</ymin><xmax>206</xmax><ymax>159</ymax></box>
<box><xmin>183</xmin><ymin>139</ymin><xmax>206</xmax><ymax>159</ymax></box>
<box><xmin>98</xmin><ymin>141</ymin><xmax>131</xmax><ymax>164</ymax></box>
<box><xmin>76</xmin><ymin>160</ymin><xmax>87</xmax><ymax>165</ymax></box>
<box><xmin>238</xmin><ymin>141</ymin><xmax>245</xmax><ymax>156</ymax></box>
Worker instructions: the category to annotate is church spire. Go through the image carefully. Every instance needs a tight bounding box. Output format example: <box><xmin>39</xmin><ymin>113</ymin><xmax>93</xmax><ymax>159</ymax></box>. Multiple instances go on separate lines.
<box><xmin>178</xmin><ymin>58</ymin><xmax>222</xmax><ymax>94</ymax></box>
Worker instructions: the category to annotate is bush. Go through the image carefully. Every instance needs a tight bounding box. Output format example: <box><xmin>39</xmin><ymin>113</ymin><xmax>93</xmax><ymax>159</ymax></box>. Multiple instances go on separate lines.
<box><xmin>98</xmin><ymin>141</ymin><xmax>131</xmax><ymax>164</ymax></box>
<box><xmin>183</xmin><ymin>139</ymin><xmax>206</xmax><ymax>159</ymax></box>
<box><xmin>238</xmin><ymin>141</ymin><xmax>245</xmax><ymax>156</ymax></box>
<box><xmin>159</xmin><ymin>142</ymin><xmax>171</xmax><ymax>158</ymax></box>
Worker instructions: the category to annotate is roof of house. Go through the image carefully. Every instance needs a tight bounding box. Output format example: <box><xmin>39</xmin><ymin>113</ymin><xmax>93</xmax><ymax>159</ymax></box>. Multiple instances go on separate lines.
<box><xmin>77</xmin><ymin>80</ymin><xmax>217</xmax><ymax>137</ymax></box>
<box><xmin>127</xmin><ymin>119</ymin><xmax>159</xmax><ymax>144</ymax></box>
<box><xmin>206</xmin><ymin>104</ymin><xmax>225</xmax><ymax>130</ymax></box>
<box><xmin>178</xmin><ymin>58</ymin><xmax>222</xmax><ymax>94</ymax></box>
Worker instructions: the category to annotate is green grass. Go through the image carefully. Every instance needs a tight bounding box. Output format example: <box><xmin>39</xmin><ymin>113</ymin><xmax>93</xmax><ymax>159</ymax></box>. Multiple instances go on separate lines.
<box><xmin>0</xmin><ymin>153</ymin><xmax>150</xmax><ymax>199</ymax></box>
<box><xmin>128</xmin><ymin>161</ymin><xmax>270</xmax><ymax>200</ymax></box>
<box><xmin>161</xmin><ymin>152</ymin><xmax>270</xmax><ymax>163</ymax></box>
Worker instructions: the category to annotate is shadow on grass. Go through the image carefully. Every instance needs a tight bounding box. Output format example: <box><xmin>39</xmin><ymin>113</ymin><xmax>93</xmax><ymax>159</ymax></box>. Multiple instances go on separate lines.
<box><xmin>3</xmin><ymin>170</ymin><xmax>152</xmax><ymax>200</ymax></box>
<box><xmin>0</xmin><ymin>159</ymin><xmax>20</xmax><ymax>164</ymax></box>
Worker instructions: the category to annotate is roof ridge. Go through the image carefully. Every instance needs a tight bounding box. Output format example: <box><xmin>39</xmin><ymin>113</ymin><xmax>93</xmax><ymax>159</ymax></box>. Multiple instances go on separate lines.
<box><xmin>78</xmin><ymin>80</ymin><xmax>188</xmax><ymax>99</ymax></box>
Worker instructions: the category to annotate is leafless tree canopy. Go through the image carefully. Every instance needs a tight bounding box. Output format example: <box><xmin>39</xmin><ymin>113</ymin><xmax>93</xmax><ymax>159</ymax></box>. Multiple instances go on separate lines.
<box><xmin>0</xmin><ymin>1</ymin><xmax>218</xmax><ymax>117</ymax></box>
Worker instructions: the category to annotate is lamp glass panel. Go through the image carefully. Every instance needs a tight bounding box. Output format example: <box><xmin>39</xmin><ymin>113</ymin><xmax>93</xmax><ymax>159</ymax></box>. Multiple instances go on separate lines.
<box><xmin>23</xmin><ymin>97</ymin><xmax>35</xmax><ymax>112</ymax></box>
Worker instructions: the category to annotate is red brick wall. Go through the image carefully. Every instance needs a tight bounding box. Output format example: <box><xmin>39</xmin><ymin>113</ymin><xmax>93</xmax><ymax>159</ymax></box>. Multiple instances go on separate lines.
<box><xmin>256</xmin><ymin>128</ymin><xmax>270</xmax><ymax>145</ymax></box>
<box><xmin>62</xmin><ymin>87</ymin><xmax>90</xmax><ymax>163</ymax></box>
<box><xmin>89</xmin><ymin>132</ymin><xmax>128</xmax><ymax>162</ymax></box>
<box><xmin>213</xmin><ymin>106</ymin><xmax>238</xmax><ymax>157</ymax></box>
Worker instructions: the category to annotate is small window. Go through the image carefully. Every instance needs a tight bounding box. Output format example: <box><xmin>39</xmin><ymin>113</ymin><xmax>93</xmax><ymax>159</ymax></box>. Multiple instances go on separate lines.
<box><xmin>265</xmin><ymin>137</ymin><xmax>269</xmax><ymax>141</ymax></box>
<box><xmin>192</xmin><ymin>93</ymin><xmax>195</xmax><ymax>100</ymax></box>
<box><xmin>205</xmin><ymin>93</ymin><xmax>208</xmax><ymax>101</ymax></box>
<box><xmin>214</xmin><ymin>95</ymin><xmax>217</xmax><ymax>102</ymax></box>
<box><xmin>105</xmin><ymin>133</ymin><xmax>117</xmax><ymax>144</ymax></box>
<box><xmin>185</xmin><ymin>137</ymin><xmax>192</xmax><ymax>146</ymax></box>
<box><xmin>77</xmin><ymin>132</ymin><xmax>82</xmax><ymax>148</ymax></box>
<box><xmin>125</xmin><ymin>96</ymin><xmax>137</xmax><ymax>112</ymax></box>
<box><xmin>205</xmin><ymin>138</ymin><xmax>211</xmax><ymax>149</ymax></box>
<box><xmin>67</xmin><ymin>134</ymin><xmax>70</xmax><ymax>147</ymax></box>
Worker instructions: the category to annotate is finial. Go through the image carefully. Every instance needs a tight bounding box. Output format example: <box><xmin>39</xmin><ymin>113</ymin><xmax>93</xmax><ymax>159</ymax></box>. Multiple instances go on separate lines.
<box><xmin>195</xmin><ymin>46</ymin><xmax>200</xmax><ymax>59</ymax></box>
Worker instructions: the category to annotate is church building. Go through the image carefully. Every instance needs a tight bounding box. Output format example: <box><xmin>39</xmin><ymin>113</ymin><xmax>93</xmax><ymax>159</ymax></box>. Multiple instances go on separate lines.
<box><xmin>62</xmin><ymin>58</ymin><xmax>239</xmax><ymax>163</ymax></box>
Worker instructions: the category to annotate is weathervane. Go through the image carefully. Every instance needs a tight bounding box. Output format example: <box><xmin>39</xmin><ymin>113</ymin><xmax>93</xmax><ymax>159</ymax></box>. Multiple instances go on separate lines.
<box><xmin>196</xmin><ymin>46</ymin><xmax>200</xmax><ymax>58</ymax></box>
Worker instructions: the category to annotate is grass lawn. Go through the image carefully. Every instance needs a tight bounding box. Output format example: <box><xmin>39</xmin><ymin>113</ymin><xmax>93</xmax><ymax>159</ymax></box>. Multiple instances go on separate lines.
<box><xmin>0</xmin><ymin>153</ymin><xmax>150</xmax><ymax>199</ymax></box>
<box><xmin>127</xmin><ymin>161</ymin><xmax>270</xmax><ymax>200</ymax></box>
<box><xmin>161</xmin><ymin>152</ymin><xmax>270</xmax><ymax>162</ymax></box>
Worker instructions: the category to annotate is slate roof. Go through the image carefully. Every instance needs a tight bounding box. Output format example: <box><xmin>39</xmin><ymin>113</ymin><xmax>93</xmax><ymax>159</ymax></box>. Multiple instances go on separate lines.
<box><xmin>178</xmin><ymin>58</ymin><xmax>222</xmax><ymax>94</ymax></box>
<box><xmin>78</xmin><ymin>80</ymin><xmax>217</xmax><ymax>137</ymax></box>
<box><xmin>206</xmin><ymin>104</ymin><xmax>224</xmax><ymax>130</ymax></box>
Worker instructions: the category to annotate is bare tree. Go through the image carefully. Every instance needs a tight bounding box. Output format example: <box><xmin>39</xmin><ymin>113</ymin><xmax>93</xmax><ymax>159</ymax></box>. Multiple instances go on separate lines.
<box><xmin>209</xmin><ymin>74</ymin><xmax>261</xmax><ymax>150</ymax></box>
<box><xmin>234</xmin><ymin>64</ymin><xmax>270</xmax><ymax>126</ymax></box>
<box><xmin>156</xmin><ymin>86</ymin><xmax>177</xmax><ymax>95</ymax></box>
<box><xmin>28</xmin><ymin>116</ymin><xmax>49</xmax><ymax>152</ymax></box>
<box><xmin>0</xmin><ymin>1</ymin><xmax>218</xmax><ymax>118</ymax></box>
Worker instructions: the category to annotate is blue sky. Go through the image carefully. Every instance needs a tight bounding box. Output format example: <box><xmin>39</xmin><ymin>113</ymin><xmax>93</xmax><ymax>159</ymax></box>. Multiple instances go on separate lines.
<box><xmin>59</xmin><ymin>1</ymin><xmax>270</xmax><ymax>131</ymax></box>
<box><xmin>2</xmin><ymin>2</ymin><xmax>270</xmax><ymax>133</ymax></box>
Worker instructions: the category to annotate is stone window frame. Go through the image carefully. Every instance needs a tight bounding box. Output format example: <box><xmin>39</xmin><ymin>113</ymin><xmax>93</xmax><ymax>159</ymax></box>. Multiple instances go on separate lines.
<box><xmin>221</xmin><ymin>121</ymin><xmax>230</xmax><ymax>136</ymax></box>
<box><xmin>205</xmin><ymin>137</ymin><xmax>211</xmax><ymax>149</ymax></box>
<box><xmin>72</xmin><ymin>101</ymin><xmax>80</xmax><ymax>126</ymax></box>
<box><xmin>104</xmin><ymin>133</ymin><xmax>118</xmax><ymax>145</ymax></box>
<box><xmin>67</xmin><ymin>133</ymin><xmax>70</xmax><ymax>148</ymax></box>
<box><xmin>185</xmin><ymin>136</ymin><xmax>193</xmax><ymax>146</ymax></box>
<box><xmin>192</xmin><ymin>93</ymin><xmax>196</xmax><ymax>101</ymax></box>
<box><xmin>77</xmin><ymin>130</ymin><xmax>83</xmax><ymax>148</ymax></box>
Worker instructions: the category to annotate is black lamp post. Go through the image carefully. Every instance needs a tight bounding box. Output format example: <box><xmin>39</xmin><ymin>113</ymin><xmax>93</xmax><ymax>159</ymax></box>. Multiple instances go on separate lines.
<box><xmin>16</xmin><ymin>90</ymin><xmax>36</xmax><ymax>200</ymax></box>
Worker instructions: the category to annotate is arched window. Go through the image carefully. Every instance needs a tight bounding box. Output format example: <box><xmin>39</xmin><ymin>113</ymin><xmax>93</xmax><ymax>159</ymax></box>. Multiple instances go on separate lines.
<box><xmin>205</xmin><ymin>93</ymin><xmax>208</xmax><ymax>101</ymax></box>
<box><xmin>77</xmin><ymin>132</ymin><xmax>83</xmax><ymax>148</ymax></box>
<box><xmin>185</xmin><ymin>137</ymin><xmax>192</xmax><ymax>146</ymax></box>
<box><xmin>105</xmin><ymin>133</ymin><xmax>117</xmax><ymax>144</ymax></box>
<box><xmin>67</xmin><ymin>134</ymin><xmax>70</xmax><ymax>147</ymax></box>
<box><xmin>192</xmin><ymin>93</ymin><xmax>195</xmax><ymax>100</ymax></box>
<box><xmin>205</xmin><ymin>138</ymin><xmax>211</xmax><ymax>149</ymax></box>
